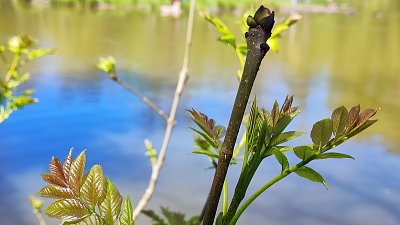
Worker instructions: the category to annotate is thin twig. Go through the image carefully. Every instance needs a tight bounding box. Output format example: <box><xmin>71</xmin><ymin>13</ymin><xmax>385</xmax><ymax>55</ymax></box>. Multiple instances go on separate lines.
<box><xmin>33</xmin><ymin>211</ymin><xmax>47</xmax><ymax>225</ymax></box>
<box><xmin>112</xmin><ymin>76</ymin><xmax>169</xmax><ymax>121</ymax></box>
<box><xmin>131</xmin><ymin>0</ymin><xmax>196</xmax><ymax>219</ymax></box>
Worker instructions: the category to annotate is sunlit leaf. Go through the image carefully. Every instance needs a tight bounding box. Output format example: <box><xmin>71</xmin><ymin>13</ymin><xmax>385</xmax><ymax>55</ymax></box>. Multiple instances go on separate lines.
<box><xmin>120</xmin><ymin>196</ymin><xmax>134</xmax><ymax>225</ymax></box>
<box><xmin>200</xmin><ymin>12</ymin><xmax>236</xmax><ymax>48</ymax></box>
<box><xmin>317</xmin><ymin>152</ymin><xmax>354</xmax><ymax>160</ymax></box>
<box><xmin>49</xmin><ymin>157</ymin><xmax>66</xmax><ymax>183</ymax></box>
<box><xmin>38</xmin><ymin>185</ymin><xmax>75</xmax><ymax>199</ymax></box>
<box><xmin>63</xmin><ymin>149</ymin><xmax>72</xmax><ymax>181</ymax></box>
<box><xmin>80</xmin><ymin>165</ymin><xmax>104</xmax><ymax>208</ymax></box>
<box><xmin>273</xmin><ymin>114</ymin><xmax>292</xmax><ymax>135</ymax></box>
<box><xmin>354</xmin><ymin>108</ymin><xmax>379</xmax><ymax>127</ymax></box>
<box><xmin>266</xmin><ymin>38</ymin><xmax>279</xmax><ymax>52</ymax></box>
<box><xmin>192</xmin><ymin>150</ymin><xmax>219</xmax><ymax>159</ymax></box>
<box><xmin>274</xmin><ymin>149</ymin><xmax>289</xmax><ymax>173</ymax></box>
<box><xmin>99</xmin><ymin>178</ymin><xmax>123</xmax><ymax>224</ymax></box>
<box><xmin>189</xmin><ymin>127</ymin><xmax>219</xmax><ymax>150</ymax></box>
<box><xmin>311</xmin><ymin>119</ymin><xmax>333</xmax><ymax>148</ymax></box>
<box><xmin>27</xmin><ymin>48</ymin><xmax>55</xmax><ymax>60</ymax></box>
<box><xmin>68</xmin><ymin>150</ymin><xmax>86</xmax><ymax>195</ymax></box>
<box><xmin>215</xmin><ymin>212</ymin><xmax>223</xmax><ymax>225</ymax></box>
<box><xmin>294</xmin><ymin>166</ymin><xmax>328</xmax><ymax>189</ymax></box>
<box><xmin>41</xmin><ymin>173</ymin><xmax>67</xmax><ymax>188</ymax></box>
<box><xmin>187</xmin><ymin>108</ymin><xmax>225</xmax><ymax>142</ymax></box>
<box><xmin>161</xmin><ymin>207</ymin><xmax>186</xmax><ymax>225</ymax></box>
<box><xmin>62</xmin><ymin>213</ymin><xmax>102</xmax><ymax>225</ymax></box>
<box><xmin>270</xmin><ymin>131</ymin><xmax>303</xmax><ymax>146</ymax></box>
<box><xmin>280</xmin><ymin>95</ymin><xmax>294</xmax><ymax>114</ymax></box>
<box><xmin>45</xmin><ymin>199</ymin><xmax>89</xmax><ymax>221</ymax></box>
<box><xmin>346</xmin><ymin>105</ymin><xmax>360</xmax><ymax>130</ymax></box>
<box><xmin>331</xmin><ymin>106</ymin><xmax>348</xmax><ymax>137</ymax></box>
<box><xmin>348</xmin><ymin>119</ymin><xmax>378</xmax><ymax>138</ymax></box>
<box><xmin>271</xmin><ymin>101</ymin><xmax>280</xmax><ymax>126</ymax></box>
<box><xmin>293</xmin><ymin>145</ymin><xmax>317</xmax><ymax>161</ymax></box>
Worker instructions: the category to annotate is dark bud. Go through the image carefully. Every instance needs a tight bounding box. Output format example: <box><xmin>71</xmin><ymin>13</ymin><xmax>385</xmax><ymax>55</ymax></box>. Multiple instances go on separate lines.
<box><xmin>253</xmin><ymin>5</ymin><xmax>275</xmax><ymax>34</ymax></box>
<box><xmin>246</xmin><ymin>16</ymin><xmax>257</xmax><ymax>28</ymax></box>
<box><xmin>244</xmin><ymin>32</ymin><xmax>249</xmax><ymax>38</ymax></box>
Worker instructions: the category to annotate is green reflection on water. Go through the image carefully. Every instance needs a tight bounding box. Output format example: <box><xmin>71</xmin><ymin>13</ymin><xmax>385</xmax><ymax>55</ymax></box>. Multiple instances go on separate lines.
<box><xmin>0</xmin><ymin>0</ymin><xmax>399</xmax><ymax>153</ymax></box>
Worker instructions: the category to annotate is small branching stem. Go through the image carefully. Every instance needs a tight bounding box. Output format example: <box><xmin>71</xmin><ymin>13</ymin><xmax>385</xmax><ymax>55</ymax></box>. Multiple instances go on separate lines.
<box><xmin>131</xmin><ymin>0</ymin><xmax>196</xmax><ymax>219</ymax></box>
<box><xmin>33</xmin><ymin>210</ymin><xmax>47</xmax><ymax>225</ymax></box>
<box><xmin>202</xmin><ymin>25</ymin><xmax>272</xmax><ymax>225</ymax></box>
<box><xmin>5</xmin><ymin>52</ymin><xmax>20</xmax><ymax>81</ymax></box>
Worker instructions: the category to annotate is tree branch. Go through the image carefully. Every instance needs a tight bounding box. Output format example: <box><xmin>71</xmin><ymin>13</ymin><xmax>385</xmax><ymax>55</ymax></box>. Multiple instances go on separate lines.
<box><xmin>131</xmin><ymin>0</ymin><xmax>196</xmax><ymax>219</ymax></box>
<box><xmin>201</xmin><ymin>6</ymin><xmax>275</xmax><ymax>225</ymax></box>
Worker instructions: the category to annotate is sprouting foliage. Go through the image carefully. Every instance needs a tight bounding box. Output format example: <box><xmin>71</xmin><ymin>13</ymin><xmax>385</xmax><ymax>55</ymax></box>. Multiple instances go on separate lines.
<box><xmin>189</xmin><ymin>96</ymin><xmax>379</xmax><ymax>225</ymax></box>
<box><xmin>0</xmin><ymin>35</ymin><xmax>54</xmax><ymax>123</ymax></box>
<box><xmin>143</xmin><ymin>207</ymin><xmax>200</xmax><ymax>225</ymax></box>
<box><xmin>201</xmin><ymin>11</ymin><xmax>300</xmax><ymax>79</ymax></box>
<box><xmin>38</xmin><ymin>149</ymin><xmax>134</xmax><ymax>225</ymax></box>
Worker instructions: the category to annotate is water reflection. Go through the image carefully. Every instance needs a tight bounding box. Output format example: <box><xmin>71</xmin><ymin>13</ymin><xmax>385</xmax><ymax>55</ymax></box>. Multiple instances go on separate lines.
<box><xmin>0</xmin><ymin>1</ymin><xmax>399</xmax><ymax>225</ymax></box>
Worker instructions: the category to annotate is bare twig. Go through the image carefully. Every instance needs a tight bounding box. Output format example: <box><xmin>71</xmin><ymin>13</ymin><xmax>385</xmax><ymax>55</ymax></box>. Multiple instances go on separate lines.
<box><xmin>132</xmin><ymin>0</ymin><xmax>196</xmax><ymax>219</ymax></box>
<box><xmin>33</xmin><ymin>211</ymin><xmax>47</xmax><ymax>225</ymax></box>
<box><xmin>112</xmin><ymin>76</ymin><xmax>170</xmax><ymax>121</ymax></box>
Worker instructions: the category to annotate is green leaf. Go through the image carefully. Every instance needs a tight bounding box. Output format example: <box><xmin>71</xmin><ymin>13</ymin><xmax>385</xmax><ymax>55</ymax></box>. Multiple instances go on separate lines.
<box><xmin>99</xmin><ymin>178</ymin><xmax>123</xmax><ymax>224</ymax></box>
<box><xmin>271</xmin><ymin>23</ymin><xmax>289</xmax><ymax>39</ymax></box>
<box><xmin>271</xmin><ymin>100</ymin><xmax>280</xmax><ymax>127</ymax></box>
<box><xmin>68</xmin><ymin>150</ymin><xmax>86</xmax><ymax>195</ymax></box>
<box><xmin>266</xmin><ymin>38</ymin><xmax>279</xmax><ymax>52</ymax></box>
<box><xmin>274</xmin><ymin>149</ymin><xmax>289</xmax><ymax>173</ymax></box>
<box><xmin>80</xmin><ymin>165</ymin><xmax>104</xmax><ymax>208</ymax></box>
<box><xmin>215</xmin><ymin>212</ymin><xmax>223</xmax><ymax>225</ymax></box>
<box><xmin>120</xmin><ymin>196</ymin><xmax>134</xmax><ymax>225</ymax></box>
<box><xmin>189</xmin><ymin>127</ymin><xmax>219</xmax><ymax>150</ymax></box>
<box><xmin>294</xmin><ymin>166</ymin><xmax>328</xmax><ymax>189</ymax></box>
<box><xmin>293</xmin><ymin>145</ymin><xmax>317</xmax><ymax>161</ymax></box>
<box><xmin>346</xmin><ymin>105</ymin><xmax>360</xmax><ymax>130</ymax></box>
<box><xmin>317</xmin><ymin>152</ymin><xmax>355</xmax><ymax>160</ymax></box>
<box><xmin>192</xmin><ymin>150</ymin><xmax>219</xmax><ymax>159</ymax></box>
<box><xmin>161</xmin><ymin>207</ymin><xmax>186</xmax><ymax>225</ymax></box>
<box><xmin>62</xmin><ymin>213</ymin><xmax>102</xmax><ymax>225</ymax></box>
<box><xmin>273</xmin><ymin>114</ymin><xmax>292</xmax><ymax>135</ymax></box>
<box><xmin>270</xmin><ymin>131</ymin><xmax>303</xmax><ymax>146</ymax></box>
<box><xmin>348</xmin><ymin>119</ymin><xmax>378</xmax><ymax>138</ymax></box>
<box><xmin>187</xmin><ymin>108</ymin><xmax>225</xmax><ymax>141</ymax></box>
<box><xmin>27</xmin><ymin>48</ymin><xmax>55</xmax><ymax>60</ymax></box>
<box><xmin>38</xmin><ymin>185</ymin><xmax>75</xmax><ymax>199</ymax></box>
<box><xmin>142</xmin><ymin>209</ymin><xmax>167</xmax><ymax>225</ymax></box>
<box><xmin>200</xmin><ymin>12</ymin><xmax>236</xmax><ymax>48</ymax></box>
<box><xmin>45</xmin><ymin>199</ymin><xmax>89</xmax><ymax>221</ymax></box>
<box><xmin>311</xmin><ymin>119</ymin><xmax>333</xmax><ymax>148</ymax></box>
<box><xmin>331</xmin><ymin>106</ymin><xmax>348</xmax><ymax>137</ymax></box>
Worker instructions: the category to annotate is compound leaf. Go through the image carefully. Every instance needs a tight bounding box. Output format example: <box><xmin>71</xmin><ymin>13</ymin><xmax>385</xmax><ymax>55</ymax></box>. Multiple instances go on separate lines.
<box><xmin>99</xmin><ymin>178</ymin><xmax>123</xmax><ymax>224</ymax></box>
<box><xmin>80</xmin><ymin>165</ymin><xmax>104</xmax><ymax>208</ymax></box>
<box><xmin>294</xmin><ymin>166</ymin><xmax>328</xmax><ymax>189</ymax></box>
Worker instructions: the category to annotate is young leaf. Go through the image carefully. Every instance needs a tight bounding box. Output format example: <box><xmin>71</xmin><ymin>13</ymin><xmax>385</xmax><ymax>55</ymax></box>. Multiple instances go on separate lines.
<box><xmin>311</xmin><ymin>119</ymin><xmax>333</xmax><ymax>148</ymax></box>
<box><xmin>161</xmin><ymin>207</ymin><xmax>186</xmax><ymax>225</ymax></box>
<box><xmin>331</xmin><ymin>106</ymin><xmax>348</xmax><ymax>137</ymax></box>
<box><xmin>294</xmin><ymin>166</ymin><xmax>328</xmax><ymax>189</ymax></box>
<box><xmin>38</xmin><ymin>185</ymin><xmax>75</xmax><ymax>199</ymax></box>
<box><xmin>99</xmin><ymin>178</ymin><xmax>123</xmax><ymax>224</ymax></box>
<box><xmin>215</xmin><ymin>212</ymin><xmax>223</xmax><ymax>225</ymax></box>
<box><xmin>41</xmin><ymin>173</ymin><xmax>68</xmax><ymax>188</ymax></box>
<box><xmin>346</xmin><ymin>105</ymin><xmax>360</xmax><ymax>130</ymax></box>
<box><xmin>120</xmin><ymin>196</ymin><xmax>134</xmax><ymax>225</ymax></box>
<box><xmin>27</xmin><ymin>48</ymin><xmax>55</xmax><ymax>60</ymax></box>
<box><xmin>317</xmin><ymin>152</ymin><xmax>355</xmax><ymax>160</ymax></box>
<box><xmin>271</xmin><ymin>101</ymin><xmax>280</xmax><ymax>127</ymax></box>
<box><xmin>45</xmin><ymin>199</ymin><xmax>89</xmax><ymax>221</ymax></box>
<box><xmin>200</xmin><ymin>12</ymin><xmax>236</xmax><ymax>48</ymax></box>
<box><xmin>273</xmin><ymin>114</ymin><xmax>292</xmax><ymax>135</ymax></box>
<box><xmin>68</xmin><ymin>150</ymin><xmax>86</xmax><ymax>195</ymax></box>
<box><xmin>63</xmin><ymin>148</ymin><xmax>73</xmax><ymax>182</ymax></box>
<box><xmin>142</xmin><ymin>209</ymin><xmax>168</xmax><ymax>225</ymax></box>
<box><xmin>274</xmin><ymin>150</ymin><xmax>289</xmax><ymax>173</ymax></box>
<box><xmin>270</xmin><ymin>131</ymin><xmax>303</xmax><ymax>146</ymax></box>
<box><xmin>187</xmin><ymin>108</ymin><xmax>225</xmax><ymax>142</ymax></box>
<box><xmin>293</xmin><ymin>145</ymin><xmax>317</xmax><ymax>161</ymax></box>
<box><xmin>192</xmin><ymin>150</ymin><xmax>219</xmax><ymax>159</ymax></box>
<box><xmin>348</xmin><ymin>119</ymin><xmax>378</xmax><ymax>138</ymax></box>
<box><xmin>354</xmin><ymin>108</ymin><xmax>378</xmax><ymax>127</ymax></box>
<box><xmin>49</xmin><ymin>157</ymin><xmax>66</xmax><ymax>182</ymax></box>
<box><xmin>80</xmin><ymin>165</ymin><xmax>104</xmax><ymax>208</ymax></box>
<box><xmin>62</xmin><ymin>213</ymin><xmax>102</xmax><ymax>225</ymax></box>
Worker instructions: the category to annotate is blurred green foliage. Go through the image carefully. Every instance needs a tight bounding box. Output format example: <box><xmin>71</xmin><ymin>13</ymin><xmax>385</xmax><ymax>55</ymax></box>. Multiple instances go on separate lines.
<box><xmin>0</xmin><ymin>35</ymin><xmax>54</xmax><ymax>124</ymax></box>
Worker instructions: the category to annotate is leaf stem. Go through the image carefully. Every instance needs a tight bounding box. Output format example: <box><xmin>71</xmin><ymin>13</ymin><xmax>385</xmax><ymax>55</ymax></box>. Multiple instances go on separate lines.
<box><xmin>5</xmin><ymin>52</ymin><xmax>20</xmax><ymax>81</ymax></box>
<box><xmin>222</xmin><ymin>178</ymin><xmax>228</xmax><ymax>215</ymax></box>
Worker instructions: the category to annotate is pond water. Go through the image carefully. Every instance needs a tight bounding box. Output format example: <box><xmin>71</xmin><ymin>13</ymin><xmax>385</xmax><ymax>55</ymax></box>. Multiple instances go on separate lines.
<box><xmin>0</xmin><ymin>1</ymin><xmax>399</xmax><ymax>225</ymax></box>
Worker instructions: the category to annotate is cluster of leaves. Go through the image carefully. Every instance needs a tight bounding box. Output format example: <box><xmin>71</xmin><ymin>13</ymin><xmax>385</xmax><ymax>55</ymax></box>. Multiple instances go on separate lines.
<box><xmin>38</xmin><ymin>149</ymin><xmax>134</xmax><ymax>225</ymax></box>
<box><xmin>188</xmin><ymin>108</ymin><xmax>245</xmax><ymax>165</ymax></box>
<box><xmin>189</xmin><ymin>96</ymin><xmax>379</xmax><ymax>225</ymax></box>
<box><xmin>200</xmin><ymin>11</ymin><xmax>300</xmax><ymax>79</ymax></box>
<box><xmin>143</xmin><ymin>207</ymin><xmax>200</xmax><ymax>225</ymax></box>
<box><xmin>0</xmin><ymin>35</ymin><xmax>54</xmax><ymax>123</ymax></box>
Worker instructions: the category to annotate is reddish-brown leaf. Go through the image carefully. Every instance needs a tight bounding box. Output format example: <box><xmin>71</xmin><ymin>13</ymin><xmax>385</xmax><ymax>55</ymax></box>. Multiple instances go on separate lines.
<box><xmin>354</xmin><ymin>108</ymin><xmax>378</xmax><ymax>127</ymax></box>
<box><xmin>38</xmin><ymin>185</ymin><xmax>75</xmax><ymax>199</ymax></box>
<box><xmin>346</xmin><ymin>105</ymin><xmax>360</xmax><ymax>130</ymax></box>
<box><xmin>281</xmin><ymin>95</ymin><xmax>293</xmax><ymax>114</ymax></box>
<box><xmin>49</xmin><ymin>157</ymin><xmax>66</xmax><ymax>182</ymax></box>
<box><xmin>63</xmin><ymin>148</ymin><xmax>73</xmax><ymax>182</ymax></box>
<box><xmin>271</xmin><ymin>101</ymin><xmax>280</xmax><ymax>126</ymax></box>
<box><xmin>41</xmin><ymin>174</ymin><xmax>67</xmax><ymax>188</ymax></box>
<box><xmin>68</xmin><ymin>151</ymin><xmax>86</xmax><ymax>195</ymax></box>
<box><xmin>187</xmin><ymin>108</ymin><xmax>225</xmax><ymax>140</ymax></box>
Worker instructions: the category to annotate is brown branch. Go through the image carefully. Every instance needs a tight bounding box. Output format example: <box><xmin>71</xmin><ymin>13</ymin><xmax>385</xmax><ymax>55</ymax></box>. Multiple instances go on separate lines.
<box><xmin>131</xmin><ymin>0</ymin><xmax>196</xmax><ymax>219</ymax></box>
<box><xmin>201</xmin><ymin>6</ymin><xmax>275</xmax><ymax>225</ymax></box>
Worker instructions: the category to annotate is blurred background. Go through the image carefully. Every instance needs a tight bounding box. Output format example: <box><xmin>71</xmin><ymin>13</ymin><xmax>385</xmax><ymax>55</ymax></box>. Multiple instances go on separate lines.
<box><xmin>0</xmin><ymin>0</ymin><xmax>399</xmax><ymax>224</ymax></box>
